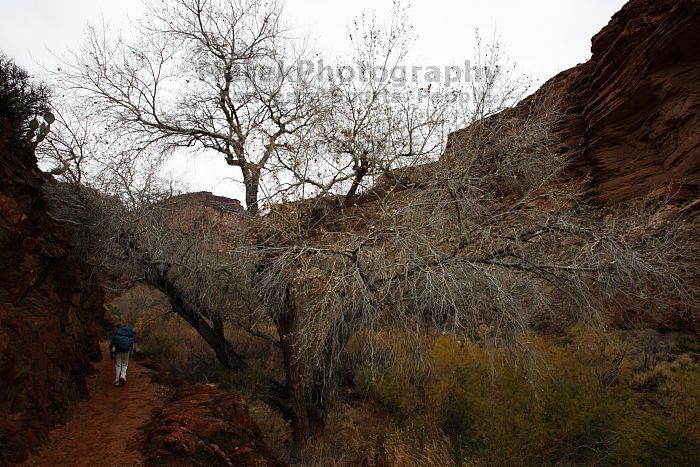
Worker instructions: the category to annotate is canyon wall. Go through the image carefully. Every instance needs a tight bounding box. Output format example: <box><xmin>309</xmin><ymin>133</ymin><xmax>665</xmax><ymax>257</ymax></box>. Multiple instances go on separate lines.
<box><xmin>447</xmin><ymin>0</ymin><xmax>700</xmax><ymax>203</ymax></box>
<box><xmin>0</xmin><ymin>121</ymin><xmax>104</xmax><ymax>465</ymax></box>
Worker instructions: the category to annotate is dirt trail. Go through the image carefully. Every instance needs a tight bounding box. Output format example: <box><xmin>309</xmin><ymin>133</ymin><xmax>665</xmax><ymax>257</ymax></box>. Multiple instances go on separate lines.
<box><xmin>21</xmin><ymin>343</ymin><xmax>167</xmax><ymax>467</ymax></box>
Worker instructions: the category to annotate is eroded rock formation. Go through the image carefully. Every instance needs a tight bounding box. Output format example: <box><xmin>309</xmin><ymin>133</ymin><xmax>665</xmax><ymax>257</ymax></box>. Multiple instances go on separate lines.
<box><xmin>140</xmin><ymin>384</ymin><xmax>284</xmax><ymax>466</ymax></box>
<box><xmin>169</xmin><ymin>191</ymin><xmax>246</xmax><ymax>237</ymax></box>
<box><xmin>448</xmin><ymin>0</ymin><xmax>700</xmax><ymax>203</ymax></box>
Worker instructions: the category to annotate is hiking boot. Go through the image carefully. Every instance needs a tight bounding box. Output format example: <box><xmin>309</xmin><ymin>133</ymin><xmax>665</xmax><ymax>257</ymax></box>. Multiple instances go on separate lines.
<box><xmin>119</xmin><ymin>377</ymin><xmax>126</xmax><ymax>386</ymax></box>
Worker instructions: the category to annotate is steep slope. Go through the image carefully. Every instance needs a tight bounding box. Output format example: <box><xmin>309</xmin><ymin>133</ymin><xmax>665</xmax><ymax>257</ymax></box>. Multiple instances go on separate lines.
<box><xmin>447</xmin><ymin>0</ymin><xmax>700</xmax><ymax>203</ymax></box>
<box><xmin>0</xmin><ymin>120</ymin><xmax>105</xmax><ymax>464</ymax></box>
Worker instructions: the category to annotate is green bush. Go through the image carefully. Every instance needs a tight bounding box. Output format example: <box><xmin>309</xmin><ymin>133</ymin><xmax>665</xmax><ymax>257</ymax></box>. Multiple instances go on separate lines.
<box><xmin>0</xmin><ymin>53</ymin><xmax>50</xmax><ymax>137</ymax></box>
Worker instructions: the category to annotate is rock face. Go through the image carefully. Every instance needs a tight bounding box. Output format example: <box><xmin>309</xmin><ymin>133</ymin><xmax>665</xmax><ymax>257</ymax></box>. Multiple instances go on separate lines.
<box><xmin>449</xmin><ymin>0</ymin><xmax>700</xmax><ymax>203</ymax></box>
<box><xmin>546</xmin><ymin>0</ymin><xmax>700</xmax><ymax>201</ymax></box>
<box><xmin>531</xmin><ymin>0</ymin><xmax>700</xmax><ymax>328</ymax></box>
<box><xmin>169</xmin><ymin>191</ymin><xmax>246</xmax><ymax>237</ymax></box>
<box><xmin>141</xmin><ymin>384</ymin><xmax>284</xmax><ymax>466</ymax></box>
<box><xmin>0</xmin><ymin>121</ymin><xmax>104</xmax><ymax>464</ymax></box>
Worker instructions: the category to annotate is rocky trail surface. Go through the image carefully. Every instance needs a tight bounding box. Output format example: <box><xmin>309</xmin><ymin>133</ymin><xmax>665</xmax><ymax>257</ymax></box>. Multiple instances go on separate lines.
<box><xmin>20</xmin><ymin>343</ymin><xmax>167</xmax><ymax>467</ymax></box>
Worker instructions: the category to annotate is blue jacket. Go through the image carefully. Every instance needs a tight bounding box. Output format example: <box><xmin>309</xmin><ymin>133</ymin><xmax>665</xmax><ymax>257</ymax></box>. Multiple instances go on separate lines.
<box><xmin>112</xmin><ymin>326</ymin><xmax>136</xmax><ymax>353</ymax></box>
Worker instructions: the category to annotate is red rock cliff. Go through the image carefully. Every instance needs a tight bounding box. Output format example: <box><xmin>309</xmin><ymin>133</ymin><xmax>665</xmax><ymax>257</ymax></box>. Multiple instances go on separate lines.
<box><xmin>0</xmin><ymin>120</ymin><xmax>105</xmax><ymax>464</ymax></box>
<box><xmin>168</xmin><ymin>191</ymin><xmax>246</xmax><ymax>237</ymax></box>
<box><xmin>449</xmin><ymin>0</ymin><xmax>700</xmax><ymax>203</ymax></box>
<box><xmin>540</xmin><ymin>0</ymin><xmax>699</xmax><ymax>201</ymax></box>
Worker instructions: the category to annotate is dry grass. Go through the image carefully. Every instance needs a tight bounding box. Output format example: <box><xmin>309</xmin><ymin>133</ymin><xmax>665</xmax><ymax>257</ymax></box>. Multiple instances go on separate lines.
<box><xmin>248</xmin><ymin>400</ymin><xmax>293</xmax><ymax>462</ymax></box>
<box><xmin>383</xmin><ymin>432</ymin><xmax>454</xmax><ymax>467</ymax></box>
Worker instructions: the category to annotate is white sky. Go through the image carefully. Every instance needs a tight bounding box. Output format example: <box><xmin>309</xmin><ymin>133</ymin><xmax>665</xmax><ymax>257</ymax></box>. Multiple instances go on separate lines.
<box><xmin>1</xmin><ymin>0</ymin><xmax>627</xmax><ymax>202</ymax></box>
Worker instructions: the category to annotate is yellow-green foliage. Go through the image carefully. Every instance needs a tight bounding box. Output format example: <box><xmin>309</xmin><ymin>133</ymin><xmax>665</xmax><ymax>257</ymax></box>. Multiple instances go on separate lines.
<box><xmin>355</xmin><ymin>328</ymin><xmax>700</xmax><ymax>466</ymax></box>
<box><xmin>354</xmin><ymin>357</ymin><xmax>425</xmax><ymax>416</ymax></box>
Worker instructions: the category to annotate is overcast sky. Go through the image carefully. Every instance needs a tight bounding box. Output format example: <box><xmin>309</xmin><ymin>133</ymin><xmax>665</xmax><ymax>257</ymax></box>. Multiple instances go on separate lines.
<box><xmin>1</xmin><ymin>0</ymin><xmax>627</xmax><ymax>202</ymax></box>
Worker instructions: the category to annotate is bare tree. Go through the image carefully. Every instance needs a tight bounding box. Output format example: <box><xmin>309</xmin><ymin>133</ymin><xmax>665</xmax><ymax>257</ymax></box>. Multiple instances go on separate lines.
<box><xmin>468</xmin><ymin>30</ymin><xmax>531</xmax><ymax>121</ymax></box>
<box><xmin>267</xmin><ymin>6</ymin><xmax>463</xmax><ymax>204</ymax></box>
<box><xmin>42</xmin><ymin>85</ymin><xmax>697</xmax><ymax>445</ymax></box>
<box><xmin>55</xmin><ymin>0</ymin><xmax>324</xmax><ymax>215</ymax></box>
<box><xmin>42</xmin><ymin>1</ymin><xmax>469</xmax><ymax>441</ymax></box>
<box><xmin>44</xmin><ymin>171</ymin><xmax>261</xmax><ymax>371</ymax></box>
<box><xmin>246</xmin><ymin>93</ymin><xmax>698</xmax><ymax>441</ymax></box>
<box><xmin>55</xmin><ymin>1</ymin><xmax>472</xmax><ymax>214</ymax></box>
<box><xmin>38</xmin><ymin>103</ymin><xmax>254</xmax><ymax>370</ymax></box>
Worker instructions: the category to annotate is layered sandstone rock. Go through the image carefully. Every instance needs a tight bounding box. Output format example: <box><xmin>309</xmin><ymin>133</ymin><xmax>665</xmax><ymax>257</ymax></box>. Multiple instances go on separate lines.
<box><xmin>447</xmin><ymin>0</ymin><xmax>700</xmax><ymax>203</ymax></box>
<box><xmin>141</xmin><ymin>384</ymin><xmax>284</xmax><ymax>466</ymax></box>
<box><xmin>0</xmin><ymin>121</ymin><xmax>104</xmax><ymax>464</ymax></box>
<box><xmin>168</xmin><ymin>191</ymin><xmax>246</xmax><ymax>237</ymax></box>
<box><xmin>533</xmin><ymin>0</ymin><xmax>700</xmax><ymax>328</ymax></box>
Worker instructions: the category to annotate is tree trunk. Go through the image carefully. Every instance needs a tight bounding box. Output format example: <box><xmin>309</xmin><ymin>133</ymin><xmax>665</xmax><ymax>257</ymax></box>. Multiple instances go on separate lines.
<box><xmin>242</xmin><ymin>165</ymin><xmax>260</xmax><ymax>216</ymax></box>
<box><xmin>275</xmin><ymin>286</ymin><xmax>325</xmax><ymax>446</ymax></box>
<box><xmin>275</xmin><ymin>296</ymin><xmax>310</xmax><ymax>444</ymax></box>
<box><xmin>146</xmin><ymin>265</ymin><xmax>247</xmax><ymax>371</ymax></box>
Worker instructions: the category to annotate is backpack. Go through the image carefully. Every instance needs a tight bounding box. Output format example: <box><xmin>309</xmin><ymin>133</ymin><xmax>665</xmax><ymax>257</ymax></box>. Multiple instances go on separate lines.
<box><xmin>112</xmin><ymin>326</ymin><xmax>136</xmax><ymax>353</ymax></box>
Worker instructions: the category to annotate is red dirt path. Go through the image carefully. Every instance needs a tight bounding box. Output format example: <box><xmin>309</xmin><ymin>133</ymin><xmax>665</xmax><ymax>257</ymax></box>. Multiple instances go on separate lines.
<box><xmin>21</xmin><ymin>343</ymin><xmax>167</xmax><ymax>467</ymax></box>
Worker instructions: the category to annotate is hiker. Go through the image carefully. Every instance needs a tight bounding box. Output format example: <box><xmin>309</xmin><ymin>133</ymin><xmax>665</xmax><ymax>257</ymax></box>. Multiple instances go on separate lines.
<box><xmin>109</xmin><ymin>325</ymin><xmax>136</xmax><ymax>387</ymax></box>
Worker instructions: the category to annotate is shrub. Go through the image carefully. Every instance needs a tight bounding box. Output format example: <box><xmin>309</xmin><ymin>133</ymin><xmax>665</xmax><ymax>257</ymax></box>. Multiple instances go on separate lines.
<box><xmin>429</xmin><ymin>337</ymin><xmax>543</xmax><ymax>463</ymax></box>
<box><xmin>0</xmin><ymin>53</ymin><xmax>50</xmax><ymax>136</ymax></box>
<box><xmin>353</xmin><ymin>329</ymin><xmax>700</xmax><ymax>466</ymax></box>
<box><xmin>354</xmin><ymin>364</ymin><xmax>425</xmax><ymax>417</ymax></box>
<box><xmin>139</xmin><ymin>317</ymin><xmax>221</xmax><ymax>383</ymax></box>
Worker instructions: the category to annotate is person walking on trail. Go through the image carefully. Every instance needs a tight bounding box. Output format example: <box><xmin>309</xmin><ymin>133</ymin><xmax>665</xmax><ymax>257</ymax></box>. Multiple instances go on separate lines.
<box><xmin>109</xmin><ymin>325</ymin><xmax>136</xmax><ymax>387</ymax></box>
